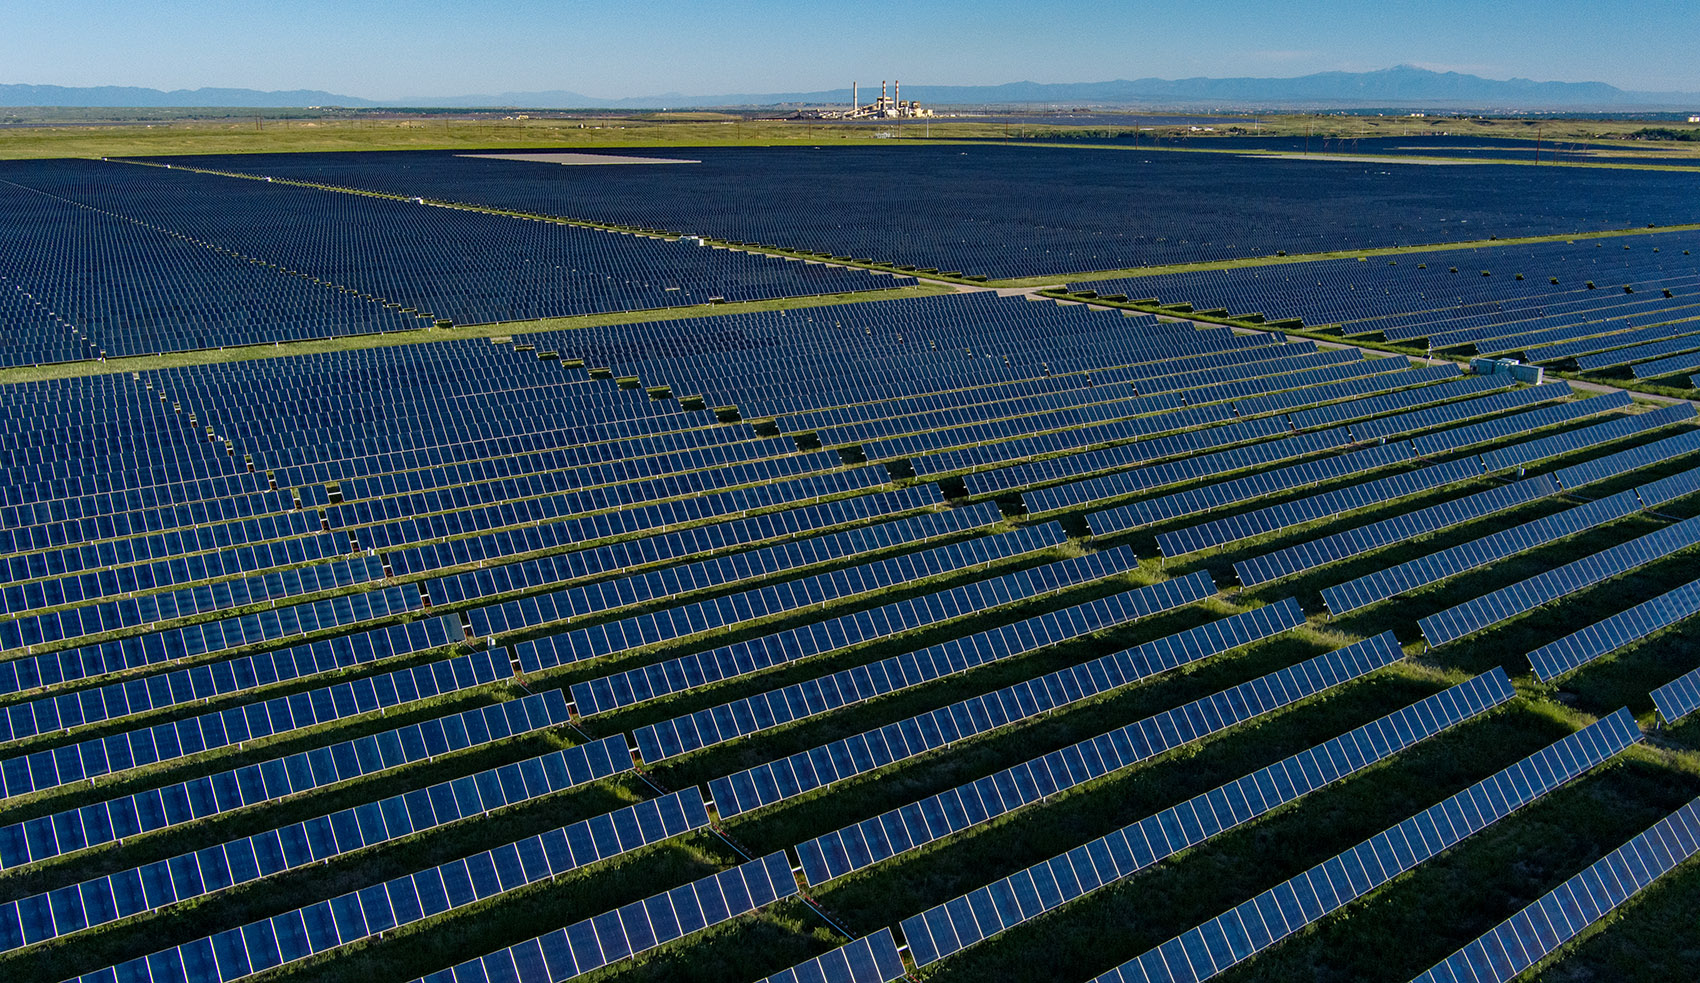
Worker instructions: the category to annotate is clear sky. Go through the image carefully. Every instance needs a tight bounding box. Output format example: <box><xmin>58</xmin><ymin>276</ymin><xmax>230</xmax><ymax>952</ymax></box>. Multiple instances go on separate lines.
<box><xmin>6</xmin><ymin>0</ymin><xmax>1699</xmax><ymax>100</ymax></box>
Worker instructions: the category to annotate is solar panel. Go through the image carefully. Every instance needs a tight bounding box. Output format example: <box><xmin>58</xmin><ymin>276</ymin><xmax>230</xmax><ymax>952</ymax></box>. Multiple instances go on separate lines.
<box><xmin>715</xmin><ymin>596</ymin><xmax>1300</xmax><ymax>822</ymax></box>
<box><xmin>567</xmin><ymin>524</ymin><xmax>1072</xmax><ymax>713</ymax></box>
<box><xmin>1089</xmin><ymin>441</ymin><xmax>1415</xmax><ymax>538</ymax></box>
<box><xmin>756</xmin><ymin>929</ymin><xmax>908</xmax><ymax>983</ymax></box>
<box><xmin>1239</xmin><ymin>474</ymin><xmax>1556</xmax><ymax>592</ymax></box>
<box><xmin>632</xmin><ymin>557</ymin><xmax>1201</xmax><ymax>763</ymax></box>
<box><xmin>0</xmin><ymin>690</ymin><xmax>572</xmax><ymax>871</ymax></box>
<box><xmin>1549</xmin><ymin>427</ymin><xmax>1700</xmax><ymax>491</ymax></box>
<box><xmin>1088</xmin><ymin>709</ymin><xmax>1642</xmax><ymax>983</ymax></box>
<box><xmin>1527</xmin><ymin>576</ymin><xmax>1700</xmax><ymax>681</ymax></box>
<box><xmin>1147</xmin><ymin>457</ymin><xmax>1478</xmax><ymax>557</ymax></box>
<box><xmin>1410</xmin><ymin>388</ymin><xmax>1629</xmax><ymax>457</ymax></box>
<box><xmin>0</xmin><ymin>649</ymin><xmax>509</xmax><ymax>798</ymax></box>
<box><xmin>0</xmin><ymin>735</ymin><xmax>631</xmax><ymax>952</ymax></box>
<box><xmin>1319</xmin><ymin>486</ymin><xmax>1637</xmax><ymax>617</ymax></box>
<box><xmin>1410</xmin><ymin>794</ymin><xmax>1700</xmax><ymax>983</ymax></box>
<box><xmin>798</xmin><ymin>630</ymin><xmax>1401</xmax><ymax>886</ymax></box>
<box><xmin>1348</xmin><ymin>382</ymin><xmax>1573</xmax><ymax>443</ymax></box>
<box><xmin>405</xmin><ymin>851</ymin><xmax>796</xmax><ymax>983</ymax></box>
<box><xmin>899</xmin><ymin>668</ymin><xmax>1519</xmax><ymax>968</ymax></box>
<box><xmin>531</xmin><ymin>524</ymin><xmax>1080</xmax><ymax>677</ymax></box>
<box><xmin>1652</xmin><ymin>665</ymin><xmax>1700</xmax><ymax>725</ymax></box>
<box><xmin>1480</xmin><ymin>402</ymin><xmax>1695</xmax><ymax>473</ymax></box>
<box><xmin>68</xmin><ymin>790</ymin><xmax>712</xmax><ymax>983</ymax></box>
<box><xmin>1421</xmin><ymin>513</ymin><xmax>1700</xmax><ymax>647</ymax></box>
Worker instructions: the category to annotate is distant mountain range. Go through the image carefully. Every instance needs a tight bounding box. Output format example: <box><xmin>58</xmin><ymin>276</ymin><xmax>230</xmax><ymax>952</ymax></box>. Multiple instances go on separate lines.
<box><xmin>3</xmin><ymin>67</ymin><xmax>1697</xmax><ymax>111</ymax></box>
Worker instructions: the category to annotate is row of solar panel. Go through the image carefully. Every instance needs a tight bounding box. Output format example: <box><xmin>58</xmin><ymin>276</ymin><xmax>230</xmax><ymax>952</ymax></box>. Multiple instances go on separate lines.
<box><xmin>526</xmin><ymin>528</ymin><xmax>1080</xmax><ymax>678</ymax></box>
<box><xmin>1091</xmin><ymin>441</ymin><xmax>1416</xmax><ymax>538</ymax></box>
<box><xmin>2</xmin><ymin>505</ymin><xmax>328</xmax><ymax>585</ymax></box>
<box><xmin>351</xmin><ymin>465</ymin><xmax>896</xmax><ymax>559</ymax></box>
<box><xmin>405</xmin><ymin>851</ymin><xmax>798</xmax><ymax>983</ymax></box>
<box><xmin>0</xmin><ymin>531</ymin><xmax>353</xmax><ymax>647</ymax></box>
<box><xmin>1286</xmin><ymin>373</ymin><xmax>1508</xmax><ymax>433</ymax></box>
<box><xmin>1348</xmin><ymin>381</ymin><xmax>1575</xmax><ymax>443</ymax></box>
<box><xmin>1024</xmin><ymin>426</ymin><xmax>1354</xmax><ymax>516</ymax></box>
<box><xmin>0</xmin><ymin>608</ymin><xmax>460</xmax><ymax>720</ymax></box>
<box><xmin>1154</xmin><ymin>457</ymin><xmax>1483</xmax><ymax>558</ymax></box>
<box><xmin>474</xmin><ymin>522</ymin><xmax>1061</xmax><ymax>651</ymax></box>
<box><xmin>799</xmin><ymin>628</ymin><xmax>1399</xmax><ymax>888</ymax></box>
<box><xmin>909</xmin><ymin>352</ymin><xmax>1374</xmax><ymax>488</ymax></box>
<box><xmin>1090</xmin><ymin>709</ymin><xmax>1642</xmax><ymax>983</ymax></box>
<box><xmin>0</xmin><ymin>517</ymin><xmax>338</xmax><ymax>602</ymax></box>
<box><xmin>1421</xmin><ymin>509</ymin><xmax>1700</xmax><ymax>646</ymax></box>
<box><xmin>1408</xmin><ymin>390</ymin><xmax>1629</xmax><ymax>457</ymax></box>
<box><xmin>706</xmin><ymin>571</ymin><xmax>1222</xmax><ymax>819</ymax></box>
<box><xmin>877</xmin><ymin>399</ymin><xmax>1228</xmax><ymax>470</ymax></box>
<box><xmin>1411</xmin><ymin>793</ymin><xmax>1700</xmax><ymax>983</ymax></box>
<box><xmin>713</xmin><ymin>591</ymin><xmax>1292</xmax><ymax>823</ymax></box>
<box><xmin>900</xmin><ymin>667</ymin><xmax>1521</xmax><ymax>967</ymax></box>
<box><xmin>0</xmin><ymin>734</ymin><xmax>633</xmax><ymax>953</ymax></box>
<box><xmin>822</xmin><ymin>385</ymin><xmax>1184</xmax><ymax>453</ymax></box>
<box><xmin>0</xmin><ymin>647</ymin><xmax>509</xmax><ymax>800</ymax></box>
<box><xmin>1478</xmin><ymin>402</ymin><xmax>1695</xmax><ymax>472</ymax></box>
<box><xmin>756</xmin><ymin>929</ymin><xmax>907</xmax><ymax>983</ymax></box>
<box><xmin>0</xmin><ymin>690</ymin><xmax>571</xmax><ymax>871</ymax></box>
<box><xmin>321</xmin><ymin>444</ymin><xmax>848</xmax><ymax>536</ymax></box>
<box><xmin>1318</xmin><ymin>486</ymin><xmax>1635</xmax><ymax>617</ymax></box>
<box><xmin>935</xmin><ymin>411</ymin><xmax>1291</xmax><ymax>491</ymax></box>
<box><xmin>862</xmin><ymin>352</ymin><xmax>1387</xmax><ymax>467</ymax></box>
<box><xmin>438</xmin><ymin>502</ymin><xmax>996</xmax><ymax>620</ymax></box>
<box><xmin>565</xmin><ymin>526</ymin><xmax>1088</xmax><ymax>716</ymax></box>
<box><xmin>400</xmin><ymin>485</ymin><xmax>943</xmax><ymax>586</ymax></box>
<box><xmin>631</xmin><ymin>552</ymin><xmax>1187</xmax><ymax>763</ymax></box>
<box><xmin>82</xmin><ymin>789</ymin><xmax>712</xmax><ymax>983</ymax></box>
<box><xmin>1241</xmin><ymin>420</ymin><xmax>1700</xmax><ymax>591</ymax></box>
<box><xmin>1529</xmin><ymin>576</ymin><xmax>1700</xmax><ymax>681</ymax></box>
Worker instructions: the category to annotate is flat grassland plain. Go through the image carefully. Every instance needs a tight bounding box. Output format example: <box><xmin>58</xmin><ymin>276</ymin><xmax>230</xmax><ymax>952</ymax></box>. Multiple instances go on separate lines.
<box><xmin>2</xmin><ymin>114</ymin><xmax>1700</xmax><ymax>983</ymax></box>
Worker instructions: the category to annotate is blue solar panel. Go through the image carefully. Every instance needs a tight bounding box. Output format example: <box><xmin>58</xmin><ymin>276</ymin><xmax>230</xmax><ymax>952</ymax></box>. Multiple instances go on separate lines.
<box><xmin>798</xmin><ymin>630</ymin><xmax>1401</xmax><ymax>886</ymax></box>
<box><xmin>715</xmin><ymin>595</ymin><xmax>1298</xmax><ymax>822</ymax></box>
<box><xmin>1090</xmin><ymin>441</ymin><xmax>1415</xmax><ymax>538</ymax></box>
<box><xmin>1240</xmin><ymin>474</ymin><xmax>1558</xmax><ymax>592</ymax></box>
<box><xmin>401</xmin><ymin>851</ymin><xmax>796</xmax><ymax>983</ymax></box>
<box><xmin>1152</xmin><ymin>458</ymin><xmax>1481</xmax><ymax>558</ymax></box>
<box><xmin>633</xmin><ymin>556</ymin><xmax>1200</xmax><ymax>763</ymax></box>
<box><xmin>1421</xmin><ymin>513</ymin><xmax>1700</xmax><ymax>647</ymax></box>
<box><xmin>0</xmin><ymin>649</ymin><xmax>509</xmax><ymax>798</ymax></box>
<box><xmin>72</xmin><ymin>790</ymin><xmax>712</xmax><ymax>982</ymax></box>
<box><xmin>900</xmin><ymin>668</ymin><xmax>1518</xmax><ymax>967</ymax></box>
<box><xmin>0</xmin><ymin>690</ymin><xmax>572</xmax><ymax>871</ymax></box>
<box><xmin>1411</xmin><ymin>794</ymin><xmax>1700</xmax><ymax>983</ymax></box>
<box><xmin>1480</xmin><ymin>402</ymin><xmax>1694</xmax><ymax>473</ymax></box>
<box><xmin>1527</xmin><ymin>576</ymin><xmax>1700</xmax><ymax>682</ymax></box>
<box><xmin>566</xmin><ymin>524</ymin><xmax>1069</xmax><ymax>711</ymax></box>
<box><xmin>1411</xmin><ymin>390</ymin><xmax>1629</xmax><ymax>457</ymax></box>
<box><xmin>1320</xmin><ymin>486</ymin><xmax>1639</xmax><ymax>617</ymax></box>
<box><xmin>756</xmin><ymin>929</ymin><xmax>908</xmax><ymax>983</ymax></box>
<box><xmin>1089</xmin><ymin>708</ymin><xmax>1642</xmax><ymax>983</ymax></box>
<box><xmin>1653</xmin><ymin>665</ymin><xmax>1700</xmax><ymax>725</ymax></box>
<box><xmin>0</xmin><ymin>735</ymin><xmax>631</xmax><ymax>952</ymax></box>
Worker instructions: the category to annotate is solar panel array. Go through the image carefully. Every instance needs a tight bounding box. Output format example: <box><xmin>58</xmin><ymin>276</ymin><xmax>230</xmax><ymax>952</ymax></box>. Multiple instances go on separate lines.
<box><xmin>7</xmin><ymin>147</ymin><xmax>1700</xmax><ymax>983</ymax></box>
<box><xmin>0</xmin><ymin>735</ymin><xmax>631</xmax><ymax>951</ymax></box>
<box><xmin>411</xmin><ymin>851</ymin><xmax>798</xmax><ymax>983</ymax></box>
<box><xmin>1411</xmin><ymin>795</ymin><xmax>1700</xmax><ymax>983</ymax></box>
<box><xmin>1071</xmin><ymin>230</ymin><xmax>1700</xmax><ymax>377</ymax></box>
<box><xmin>706</xmin><ymin>572</ymin><xmax>1225</xmax><ymax>819</ymax></box>
<box><xmin>148</xmin><ymin>147</ymin><xmax>1700</xmax><ymax>279</ymax></box>
<box><xmin>1087</xmin><ymin>709</ymin><xmax>1642</xmax><ymax>983</ymax></box>
<box><xmin>1421</xmin><ymin>512</ymin><xmax>1700</xmax><ymax>647</ymax></box>
<box><xmin>900</xmin><ymin>668</ymin><xmax>1518</xmax><ymax>967</ymax></box>
<box><xmin>797</xmin><ymin>628</ymin><xmax>1399</xmax><ymax>886</ymax></box>
<box><xmin>1527</xmin><ymin>577</ymin><xmax>1700</xmax><ymax>681</ymax></box>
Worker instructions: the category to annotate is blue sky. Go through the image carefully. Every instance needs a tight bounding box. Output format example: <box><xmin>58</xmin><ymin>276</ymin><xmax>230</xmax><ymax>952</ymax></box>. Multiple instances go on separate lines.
<box><xmin>7</xmin><ymin>0</ymin><xmax>1699</xmax><ymax>100</ymax></box>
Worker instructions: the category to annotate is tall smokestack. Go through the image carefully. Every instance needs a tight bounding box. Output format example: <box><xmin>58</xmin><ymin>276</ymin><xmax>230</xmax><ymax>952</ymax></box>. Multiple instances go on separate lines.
<box><xmin>882</xmin><ymin>80</ymin><xmax>888</xmax><ymax>105</ymax></box>
<box><xmin>853</xmin><ymin>81</ymin><xmax>858</xmax><ymax>110</ymax></box>
<box><xmin>895</xmin><ymin>79</ymin><xmax>900</xmax><ymax>107</ymax></box>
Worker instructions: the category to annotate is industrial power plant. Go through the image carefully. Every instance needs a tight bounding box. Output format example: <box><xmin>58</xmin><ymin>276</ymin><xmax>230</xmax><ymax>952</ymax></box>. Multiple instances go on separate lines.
<box><xmin>828</xmin><ymin>80</ymin><xmax>934</xmax><ymax>119</ymax></box>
